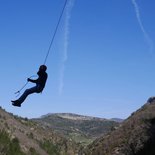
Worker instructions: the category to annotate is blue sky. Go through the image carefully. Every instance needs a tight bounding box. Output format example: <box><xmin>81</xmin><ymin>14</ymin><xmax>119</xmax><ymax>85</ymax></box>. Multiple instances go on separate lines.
<box><xmin>0</xmin><ymin>0</ymin><xmax>155</xmax><ymax>119</ymax></box>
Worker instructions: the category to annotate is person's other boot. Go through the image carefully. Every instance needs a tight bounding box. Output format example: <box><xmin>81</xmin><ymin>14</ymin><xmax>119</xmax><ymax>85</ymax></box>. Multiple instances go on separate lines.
<box><xmin>11</xmin><ymin>100</ymin><xmax>21</xmax><ymax>107</ymax></box>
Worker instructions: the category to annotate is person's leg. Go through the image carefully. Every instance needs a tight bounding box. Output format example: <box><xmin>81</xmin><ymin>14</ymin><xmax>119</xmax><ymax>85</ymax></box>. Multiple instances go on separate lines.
<box><xmin>17</xmin><ymin>86</ymin><xmax>38</xmax><ymax>104</ymax></box>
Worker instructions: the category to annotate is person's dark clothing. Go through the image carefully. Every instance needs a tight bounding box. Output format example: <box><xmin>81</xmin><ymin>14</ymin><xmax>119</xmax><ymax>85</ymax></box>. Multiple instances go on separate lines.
<box><xmin>12</xmin><ymin>66</ymin><xmax>48</xmax><ymax>107</ymax></box>
<box><xmin>28</xmin><ymin>70</ymin><xmax>48</xmax><ymax>92</ymax></box>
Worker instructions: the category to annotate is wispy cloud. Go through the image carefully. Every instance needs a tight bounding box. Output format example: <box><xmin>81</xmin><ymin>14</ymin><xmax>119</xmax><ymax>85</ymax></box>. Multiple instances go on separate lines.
<box><xmin>131</xmin><ymin>0</ymin><xmax>153</xmax><ymax>54</ymax></box>
<box><xmin>59</xmin><ymin>0</ymin><xmax>75</xmax><ymax>95</ymax></box>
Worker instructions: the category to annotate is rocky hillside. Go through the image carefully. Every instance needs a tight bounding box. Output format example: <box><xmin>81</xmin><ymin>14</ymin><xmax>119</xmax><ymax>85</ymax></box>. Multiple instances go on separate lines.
<box><xmin>32</xmin><ymin>113</ymin><xmax>120</xmax><ymax>146</ymax></box>
<box><xmin>84</xmin><ymin>97</ymin><xmax>155</xmax><ymax>155</ymax></box>
<box><xmin>0</xmin><ymin>107</ymin><xmax>79</xmax><ymax>155</ymax></box>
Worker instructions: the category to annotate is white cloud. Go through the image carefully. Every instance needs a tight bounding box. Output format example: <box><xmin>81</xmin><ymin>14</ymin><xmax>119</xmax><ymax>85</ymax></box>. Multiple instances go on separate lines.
<box><xmin>131</xmin><ymin>0</ymin><xmax>153</xmax><ymax>54</ymax></box>
<box><xmin>59</xmin><ymin>0</ymin><xmax>75</xmax><ymax>95</ymax></box>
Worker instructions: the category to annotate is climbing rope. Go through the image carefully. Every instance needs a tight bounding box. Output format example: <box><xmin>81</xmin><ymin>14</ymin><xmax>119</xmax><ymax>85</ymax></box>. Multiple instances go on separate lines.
<box><xmin>43</xmin><ymin>0</ymin><xmax>68</xmax><ymax>65</ymax></box>
<box><xmin>14</xmin><ymin>0</ymin><xmax>68</xmax><ymax>97</ymax></box>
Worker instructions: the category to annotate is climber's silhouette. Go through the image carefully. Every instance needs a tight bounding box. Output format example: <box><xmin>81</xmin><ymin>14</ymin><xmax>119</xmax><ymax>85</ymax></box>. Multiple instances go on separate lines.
<box><xmin>11</xmin><ymin>65</ymin><xmax>48</xmax><ymax>107</ymax></box>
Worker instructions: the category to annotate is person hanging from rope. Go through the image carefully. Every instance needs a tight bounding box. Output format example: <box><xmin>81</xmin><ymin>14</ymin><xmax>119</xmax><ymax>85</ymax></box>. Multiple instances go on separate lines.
<box><xmin>11</xmin><ymin>65</ymin><xmax>48</xmax><ymax>107</ymax></box>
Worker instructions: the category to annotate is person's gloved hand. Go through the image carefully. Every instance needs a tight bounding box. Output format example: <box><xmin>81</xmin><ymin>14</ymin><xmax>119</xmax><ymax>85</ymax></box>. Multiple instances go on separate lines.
<box><xmin>27</xmin><ymin>78</ymin><xmax>30</xmax><ymax>82</ymax></box>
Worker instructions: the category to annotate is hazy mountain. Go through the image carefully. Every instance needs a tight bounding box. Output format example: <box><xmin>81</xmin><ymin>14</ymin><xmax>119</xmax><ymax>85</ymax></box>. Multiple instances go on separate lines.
<box><xmin>0</xmin><ymin>107</ymin><xmax>79</xmax><ymax>155</ymax></box>
<box><xmin>84</xmin><ymin>97</ymin><xmax>155</xmax><ymax>155</ymax></box>
<box><xmin>32</xmin><ymin>113</ymin><xmax>120</xmax><ymax>146</ymax></box>
<box><xmin>110</xmin><ymin>118</ymin><xmax>124</xmax><ymax>123</ymax></box>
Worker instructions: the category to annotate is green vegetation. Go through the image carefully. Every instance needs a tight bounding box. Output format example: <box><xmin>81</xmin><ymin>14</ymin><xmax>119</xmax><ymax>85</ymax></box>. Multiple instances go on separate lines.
<box><xmin>27</xmin><ymin>132</ymin><xmax>34</xmax><ymax>139</ymax></box>
<box><xmin>69</xmin><ymin>133</ymin><xmax>93</xmax><ymax>146</ymax></box>
<box><xmin>28</xmin><ymin>147</ymin><xmax>40</xmax><ymax>155</ymax></box>
<box><xmin>40</xmin><ymin>139</ymin><xmax>59</xmax><ymax>155</ymax></box>
<box><xmin>33</xmin><ymin>113</ymin><xmax>120</xmax><ymax>147</ymax></box>
<box><xmin>0</xmin><ymin>129</ymin><xmax>25</xmax><ymax>155</ymax></box>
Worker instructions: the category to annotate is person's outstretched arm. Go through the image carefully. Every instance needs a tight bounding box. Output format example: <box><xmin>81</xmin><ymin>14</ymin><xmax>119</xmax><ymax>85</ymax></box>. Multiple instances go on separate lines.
<box><xmin>27</xmin><ymin>78</ymin><xmax>38</xmax><ymax>83</ymax></box>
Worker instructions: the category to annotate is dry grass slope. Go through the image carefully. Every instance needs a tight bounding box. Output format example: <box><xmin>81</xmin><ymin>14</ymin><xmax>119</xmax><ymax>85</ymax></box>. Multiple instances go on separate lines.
<box><xmin>84</xmin><ymin>98</ymin><xmax>155</xmax><ymax>155</ymax></box>
<box><xmin>0</xmin><ymin>107</ymin><xmax>79</xmax><ymax>155</ymax></box>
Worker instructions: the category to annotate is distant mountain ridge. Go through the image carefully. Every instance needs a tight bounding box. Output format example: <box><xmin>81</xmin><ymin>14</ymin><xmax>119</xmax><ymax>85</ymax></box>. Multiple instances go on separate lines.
<box><xmin>41</xmin><ymin>113</ymin><xmax>108</xmax><ymax>121</ymax></box>
<box><xmin>41</xmin><ymin>113</ymin><xmax>123</xmax><ymax>122</ymax></box>
<box><xmin>33</xmin><ymin>113</ymin><xmax>120</xmax><ymax>146</ymax></box>
<box><xmin>110</xmin><ymin>118</ymin><xmax>124</xmax><ymax>123</ymax></box>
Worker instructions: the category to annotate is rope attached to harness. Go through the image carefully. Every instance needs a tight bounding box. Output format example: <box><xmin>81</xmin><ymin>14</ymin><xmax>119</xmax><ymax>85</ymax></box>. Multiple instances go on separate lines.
<box><xmin>43</xmin><ymin>0</ymin><xmax>68</xmax><ymax>65</ymax></box>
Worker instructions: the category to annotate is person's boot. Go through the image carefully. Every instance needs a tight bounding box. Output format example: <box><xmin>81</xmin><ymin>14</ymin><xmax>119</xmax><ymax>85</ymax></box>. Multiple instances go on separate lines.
<box><xmin>11</xmin><ymin>100</ymin><xmax>21</xmax><ymax>107</ymax></box>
